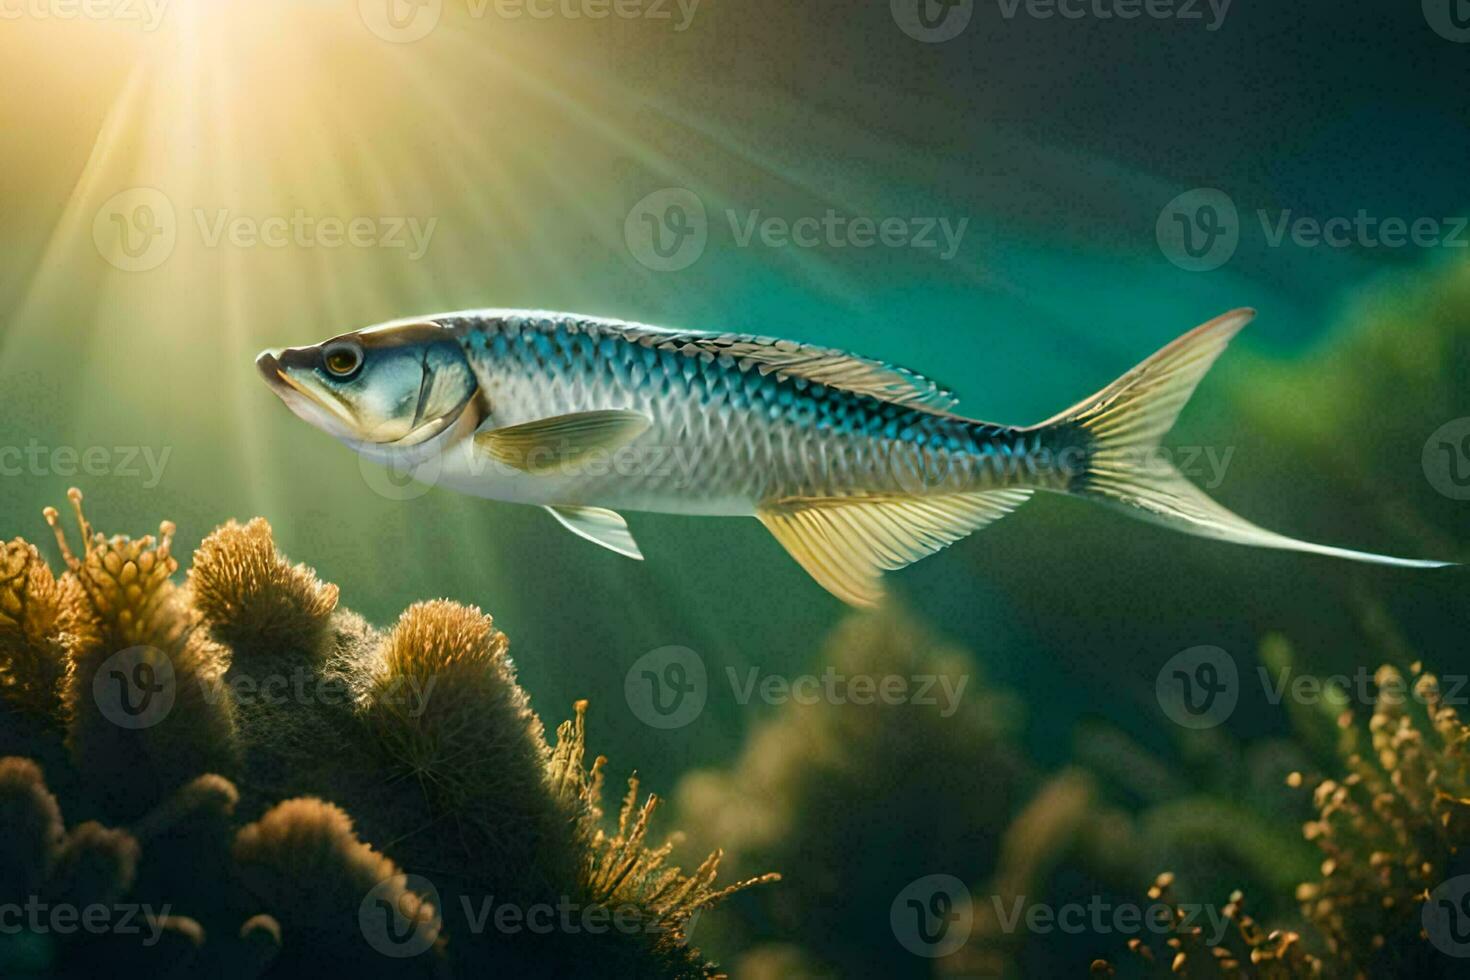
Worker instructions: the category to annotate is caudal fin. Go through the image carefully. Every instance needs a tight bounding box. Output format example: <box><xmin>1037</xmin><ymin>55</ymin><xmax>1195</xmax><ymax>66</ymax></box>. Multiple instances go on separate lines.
<box><xmin>1042</xmin><ymin>308</ymin><xmax>1454</xmax><ymax>569</ymax></box>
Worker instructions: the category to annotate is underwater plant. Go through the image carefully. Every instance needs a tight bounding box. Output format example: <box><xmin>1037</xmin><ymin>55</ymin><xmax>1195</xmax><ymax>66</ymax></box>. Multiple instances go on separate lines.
<box><xmin>673</xmin><ymin>609</ymin><xmax>1031</xmax><ymax>978</ymax></box>
<box><xmin>1097</xmin><ymin>651</ymin><xmax>1470</xmax><ymax>979</ymax></box>
<box><xmin>0</xmin><ymin>489</ymin><xmax>771</xmax><ymax>978</ymax></box>
<box><xmin>0</xmin><ymin>539</ymin><xmax>68</xmax><ymax>727</ymax></box>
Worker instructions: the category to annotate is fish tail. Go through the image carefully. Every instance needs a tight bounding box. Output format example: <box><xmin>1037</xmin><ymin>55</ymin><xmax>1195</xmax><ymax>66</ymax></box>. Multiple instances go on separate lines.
<box><xmin>1033</xmin><ymin>307</ymin><xmax>1455</xmax><ymax>569</ymax></box>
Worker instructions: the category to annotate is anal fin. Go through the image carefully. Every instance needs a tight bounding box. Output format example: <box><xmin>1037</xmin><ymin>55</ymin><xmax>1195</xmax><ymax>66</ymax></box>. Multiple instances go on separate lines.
<box><xmin>756</xmin><ymin>490</ymin><xmax>1031</xmax><ymax>607</ymax></box>
<box><xmin>546</xmin><ymin>505</ymin><xmax>644</xmax><ymax>560</ymax></box>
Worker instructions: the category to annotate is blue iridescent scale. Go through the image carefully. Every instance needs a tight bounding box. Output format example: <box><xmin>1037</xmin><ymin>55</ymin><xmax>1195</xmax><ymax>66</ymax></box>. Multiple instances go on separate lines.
<box><xmin>447</xmin><ymin>312</ymin><xmax>1051</xmax><ymax>504</ymax></box>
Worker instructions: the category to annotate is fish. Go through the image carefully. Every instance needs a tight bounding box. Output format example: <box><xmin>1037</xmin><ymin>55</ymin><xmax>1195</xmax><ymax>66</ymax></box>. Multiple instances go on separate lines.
<box><xmin>255</xmin><ymin>308</ymin><xmax>1453</xmax><ymax>606</ymax></box>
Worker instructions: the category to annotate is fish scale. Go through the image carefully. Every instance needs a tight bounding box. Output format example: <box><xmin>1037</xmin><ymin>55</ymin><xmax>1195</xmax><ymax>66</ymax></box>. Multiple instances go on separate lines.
<box><xmin>442</xmin><ymin>311</ymin><xmax>1032</xmax><ymax>513</ymax></box>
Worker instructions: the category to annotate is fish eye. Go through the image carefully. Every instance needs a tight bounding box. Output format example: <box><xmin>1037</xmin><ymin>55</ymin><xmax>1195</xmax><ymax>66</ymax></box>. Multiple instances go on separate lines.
<box><xmin>322</xmin><ymin>341</ymin><xmax>364</xmax><ymax>379</ymax></box>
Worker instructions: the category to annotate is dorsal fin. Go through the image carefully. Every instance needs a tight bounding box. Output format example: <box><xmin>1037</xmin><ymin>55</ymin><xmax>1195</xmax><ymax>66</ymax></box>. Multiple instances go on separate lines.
<box><xmin>618</xmin><ymin>326</ymin><xmax>960</xmax><ymax>411</ymax></box>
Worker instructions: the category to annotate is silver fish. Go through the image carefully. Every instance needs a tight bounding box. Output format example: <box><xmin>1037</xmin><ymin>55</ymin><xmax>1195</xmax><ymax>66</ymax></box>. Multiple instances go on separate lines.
<box><xmin>256</xmin><ymin>308</ymin><xmax>1452</xmax><ymax>606</ymax></box>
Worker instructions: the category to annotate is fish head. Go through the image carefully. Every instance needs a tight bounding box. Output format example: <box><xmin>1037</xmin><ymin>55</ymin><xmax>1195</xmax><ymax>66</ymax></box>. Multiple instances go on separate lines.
<box><xmin>256</xmin><ymin>320</ymin><xmax>479</xmax><ymax>448</ymax></box>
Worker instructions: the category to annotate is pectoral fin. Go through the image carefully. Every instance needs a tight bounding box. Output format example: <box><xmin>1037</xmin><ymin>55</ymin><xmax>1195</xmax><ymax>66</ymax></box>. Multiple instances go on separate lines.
<box><xmin>756</xmin><ymin>490</ymin><xmax>1032</xmax><ymax>607</ymax></box>
<box><xmin>546</xmin><ymin>505</ymin><xmax>644</xmax><ymax>560</ymax></box>
<box><xmin>475</xmin><ymin>410</ymin><xmax>652</xmax><ymax>474</ymax></box>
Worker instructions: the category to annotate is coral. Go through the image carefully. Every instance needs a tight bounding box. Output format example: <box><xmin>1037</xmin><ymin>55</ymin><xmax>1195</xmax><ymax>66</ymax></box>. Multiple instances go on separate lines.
<box><xmin>1290</xmin><ymin>662</ymin><xmax>1470</xmax><ymax>975</ymax></box>
<box><xmin>188</xmin><ymin>518</ymin><xmax>339</xmax><ymax>655</ymax></box>
<box><xmin>233</xmin><ymin>797</ymin><xmax>443</xmax><ymax>974</ymax></box>
<box><xmin>0</xmin><ymin>757</ymin><xmax>205</xmax><ymax>977</ymax></box>
<box><xmin>1092</xmin><ymin>874</ymin><xmax>1322</xmax><ymax>979</ymax></box>
<box><xmin>0</xmin><ymin>490</ymin><xmax>770</xmax><ymax>978</ymax></box>
<box><xmin>552</xmin><ymin>701</ymin><xmax>779</xmax><ymax>949</ymax></box>
<box><xmin>0</xmin><ymin>539</ymin><xmax>68</xmax><ymax>723</ymax></box>
<box><xmin>0</xmin><ymin>756</ymin><xmax>65</xmax><ymax>902</ymax></box>
<box><xmin>1097</xmin><ymin>654</ymin><xmax>1470</xmax><ymax>979</ymax></box>
<box><xmin>361</xmin><ymin>599</ymin><xmax>579</xmax><ymax>900</ymax></box>
<box><xmin>46</xmin><ymin>490</ymin><xmax>237</xmax><ymax>819</ymax></box>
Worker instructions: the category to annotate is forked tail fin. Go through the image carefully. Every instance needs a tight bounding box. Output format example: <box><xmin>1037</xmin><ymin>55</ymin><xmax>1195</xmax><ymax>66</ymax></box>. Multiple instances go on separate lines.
<box><xmin>1041</xmin><ymin>308</ymin><xmax>1454</xmax><ymax>569</ymax></box>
